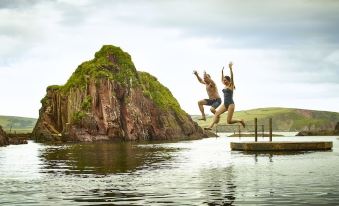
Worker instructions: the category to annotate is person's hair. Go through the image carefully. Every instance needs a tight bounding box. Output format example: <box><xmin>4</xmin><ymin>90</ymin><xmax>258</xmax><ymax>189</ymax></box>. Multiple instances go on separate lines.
<box><xmin>203</xmin><ymin>74</ymin><xmax>211</xmax><ymax>84</ymax></box>
<box><xmin>224</xmin><ymin>75</ymin><xmax>235</xmax><ymax>89</ymax></box>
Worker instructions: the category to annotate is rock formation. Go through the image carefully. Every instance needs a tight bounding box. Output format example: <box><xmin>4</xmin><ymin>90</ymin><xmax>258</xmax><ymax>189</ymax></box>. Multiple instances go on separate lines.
<box><xmin>296</xmin><ymin>121</ymin><xmax>339</xmax><ymax>136</ymax></box>
<box><xmin>0</xmin><ymin>126</ymin><xmax>9</xmax><ymax>146</ymax></box>
<box><xmin>334</xmin><ymin>122</ymin><xmax>339</xmax><ymax>135</ymax></box>
<box><xmin>296</xmin><ymin>130</ymin><xmax>331</xmax><ymax>136</ymax></box>
<box><xmin>33</xmin><ymin>45</ymin><xmax>206</xmax><ymax>142</ymax></box>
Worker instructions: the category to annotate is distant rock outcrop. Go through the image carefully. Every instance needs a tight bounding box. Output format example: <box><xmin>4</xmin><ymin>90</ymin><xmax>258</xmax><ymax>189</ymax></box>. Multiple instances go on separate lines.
<box><xmin>0</xmin><ymin>126</ymin><xmax>28</xmax><ymax>146</ymax></box>
<box><xmin>33</xmin><ymin>45</ymin><xmax>206</xmax><ymax>142</ymax></box>
<box><xmin>335</xmin><ymin>122</ymin><xmax>339</xmax><ymax>135</ymax></box>
<box><xmin>296</xmin><ymin>121</ymin><xmax>339</xmax><ymax>136</ymax></box>
<box><xmin>0</xmin><ymin>126</ymin><xmax>9</xmax><ymax>146</ymax></box>
<box><xmin>296</xmin><ymin>130</ymin><xmax>334</xmax><ymax>136</ymax></box>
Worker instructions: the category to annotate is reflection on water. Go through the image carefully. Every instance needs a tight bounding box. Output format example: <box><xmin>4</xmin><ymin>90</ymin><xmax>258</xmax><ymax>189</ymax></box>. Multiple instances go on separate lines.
<box><xmin>242</xmin><ymin>150</ymin><xmax>333</xmax><ymax>163</ymax></box>
<box><xmin>40</xmin><ymin>142</ymin><xmax>177</xmax><ymax>175</ymax></box>
<box><xmin>0</xmin><ymin>136</ymin><xmax>339</xmax><ymax>205</ymax></box>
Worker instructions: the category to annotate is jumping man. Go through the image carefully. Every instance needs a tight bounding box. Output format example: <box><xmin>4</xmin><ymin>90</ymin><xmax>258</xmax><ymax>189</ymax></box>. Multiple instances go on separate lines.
<box><xmin>193</xmin><ymin>70</ymin><xmax>222</xmax><ymax>121</ymax></box>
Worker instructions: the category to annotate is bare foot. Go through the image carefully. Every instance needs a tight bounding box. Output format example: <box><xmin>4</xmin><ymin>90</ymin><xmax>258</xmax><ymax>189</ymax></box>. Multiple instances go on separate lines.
<box><xmin>204</xmin><ymin>127</ymin><xmax>212</xmax><ymax>130</ymax></box>
<box><xmin>198</xmin><ymin>117</ymin><xmax>206</xmax><ymax>121</ymax></box>
<box><xmin>240</xmin><ymin>119</ymin><xmax>246</xmax><ymax>128</ymax></box>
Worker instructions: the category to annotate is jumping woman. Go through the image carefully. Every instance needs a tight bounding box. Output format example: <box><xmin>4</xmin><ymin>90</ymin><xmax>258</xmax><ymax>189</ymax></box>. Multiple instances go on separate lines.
<box><xmin>205</xmin><ymin>62</ymin><xmax>245</xmax><ymax>130</ymax></box>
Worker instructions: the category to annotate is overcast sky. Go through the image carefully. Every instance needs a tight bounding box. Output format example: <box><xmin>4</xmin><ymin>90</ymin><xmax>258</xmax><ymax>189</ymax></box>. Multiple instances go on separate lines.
<box><xmin>0</xmin><ymin>0</ymin><xmax>338</xmax><ymax>118</ymax></box>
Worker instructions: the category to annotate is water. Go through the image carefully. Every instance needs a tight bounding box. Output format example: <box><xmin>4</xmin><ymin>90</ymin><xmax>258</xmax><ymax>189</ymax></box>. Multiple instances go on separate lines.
<box><xmin>0</xmin><ymin>135</ymin><xmax>338</xmax><ymax>205</ymax></box>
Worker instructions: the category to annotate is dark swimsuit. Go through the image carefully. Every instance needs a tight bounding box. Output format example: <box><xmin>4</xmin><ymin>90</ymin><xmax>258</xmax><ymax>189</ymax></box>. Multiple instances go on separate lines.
<box><xmin>222</xmin><ymin>88</ymin><xmax>234</xmax><ymax>107</ymax></box>
<box><xmin>204</xmin><ymin>98</ymin><xmax>222</xmax><ymax>109</ymax></box>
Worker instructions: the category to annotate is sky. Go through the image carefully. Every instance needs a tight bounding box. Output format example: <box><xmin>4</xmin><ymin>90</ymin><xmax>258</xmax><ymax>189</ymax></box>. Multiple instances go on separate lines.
<box><xmin>0</xmin><ymin>0</ymin><xmax>338</xmax><ymax>118</ymax></box>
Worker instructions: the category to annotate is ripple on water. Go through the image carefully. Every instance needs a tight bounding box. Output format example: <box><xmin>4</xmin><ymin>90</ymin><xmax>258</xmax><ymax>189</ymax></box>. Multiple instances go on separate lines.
<box><xmin>0</xmin><ymin>137</ymin><xmax>339</xmax><ymax>205</ymax></box>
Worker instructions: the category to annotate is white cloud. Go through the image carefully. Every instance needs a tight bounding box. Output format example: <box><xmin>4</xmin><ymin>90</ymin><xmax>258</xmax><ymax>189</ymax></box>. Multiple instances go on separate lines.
<box><xmin>0</xmin><ymin>0</ymin><xmax>338</xmax><ymax>117</ymax></box>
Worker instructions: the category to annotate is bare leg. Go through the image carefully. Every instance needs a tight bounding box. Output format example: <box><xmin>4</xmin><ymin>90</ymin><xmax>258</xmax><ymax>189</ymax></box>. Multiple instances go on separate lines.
<box><xmin>198</xmin><ymin>100</ymin><xmax>208</xmax><ymax>120</ymax></box>
<box><xmin>210</xmin><ymin>107</ymin><xmax>216</xmax><ymax>114</ymax></box>
<box><xmin>215</xmin><ymin>114</ymin><xmax>220</xmax><ymax>124</ymax></box>
<box><xmin>210</xmin><ymin>106</ymin><xmax>220</xmax><ymax>123</ymax></box>
<box><xmin>226</xmin><ymin>104</ymin><xmax>245</xmax><ymax>127</ymax></box>
<box><xmin>205</xmin><ymin>104</ymin><xmax>227</xmax><ymax>129</ymax></box>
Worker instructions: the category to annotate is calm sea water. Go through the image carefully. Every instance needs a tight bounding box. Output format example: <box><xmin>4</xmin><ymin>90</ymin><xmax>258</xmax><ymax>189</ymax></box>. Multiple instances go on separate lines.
<box><xmin>0</xmin><ymin>135</ymin><xmax>338</xmax><ymax>205</ymax></box>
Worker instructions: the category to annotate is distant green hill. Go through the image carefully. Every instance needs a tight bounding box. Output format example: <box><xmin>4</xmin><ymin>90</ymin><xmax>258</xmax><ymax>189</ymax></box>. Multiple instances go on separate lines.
<box><xmin>192</xmin><ymin>107</ymin><xmax>339</xmax><ymax>132</ymax></box>
<box><xmin>0</xmin><ymin>116</ymin><xmax>37</xmax><ymax>133</ymax></box>
<box><xmin>1</xmin><ymin>107</ymin><xmax>338</xmax><ymax>134</ymax></box>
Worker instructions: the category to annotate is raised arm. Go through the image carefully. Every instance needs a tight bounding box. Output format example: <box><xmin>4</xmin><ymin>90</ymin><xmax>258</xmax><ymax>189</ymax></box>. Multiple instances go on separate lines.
<box><xmin>193</xmin><ymin>70</ymin><xmax>205</xmax><ymax>84</ymax></box>
<box><xmin>221</xmin><ymin>66</ymin><xmax>224</xmax><ymax>83</ymax></box>
<box><xmin>229</xmin><ymin>62</ymin><xmax>235</xmax><ymax>89</ymax></box>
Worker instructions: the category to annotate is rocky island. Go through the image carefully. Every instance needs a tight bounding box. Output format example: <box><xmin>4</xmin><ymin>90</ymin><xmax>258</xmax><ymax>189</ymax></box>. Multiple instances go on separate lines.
<box><xmin>33</xmin><ymin>45</ymin><xmax>206</xmax><ymax>142</ymax></box>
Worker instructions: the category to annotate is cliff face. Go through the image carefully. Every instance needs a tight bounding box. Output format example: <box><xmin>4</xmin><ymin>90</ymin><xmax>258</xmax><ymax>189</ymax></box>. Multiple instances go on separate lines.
<box><xmin>0</xmin><ymin>126</ymin><xmax>9</xmax><ymax>146</ymax></box>
<box><xmin>33</xmin><ymin>45</ymin><xmax>206</xmax><ymax>142</ymax></box>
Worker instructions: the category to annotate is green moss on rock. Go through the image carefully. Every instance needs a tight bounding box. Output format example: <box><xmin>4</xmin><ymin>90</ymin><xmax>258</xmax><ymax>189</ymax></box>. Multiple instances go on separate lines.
<box><xmin>81</xmin><ymin>96</ymin><xmax>92</xmax><ymax>112</ymax></box>
<box><xmin>45</xmin><ymin>45</ymin><xmax>140</xmax><ymax>95</ymax></box>
<box><xmin>139</xmin><ymin>71</ymin><xmax>186</xmax><ymax>117</ymax></box>
<box><xmin>72</xmin><ymin>111</ymin><xmax>86</xmax><ymax>124</ymax></box>
<box><xmin>47</xmin><ymin>85</ymin><xmax>62</xmax><ymax>91</ymax></box>
<box><xmin>40</xmin><ymin>96</ymin><xmax>48</xmax><ymax>105</ymax></box>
